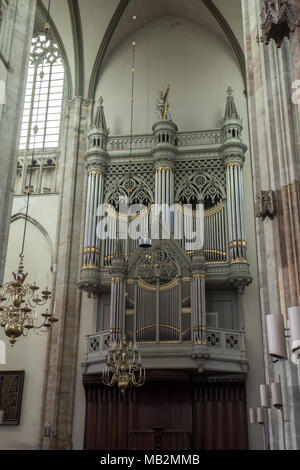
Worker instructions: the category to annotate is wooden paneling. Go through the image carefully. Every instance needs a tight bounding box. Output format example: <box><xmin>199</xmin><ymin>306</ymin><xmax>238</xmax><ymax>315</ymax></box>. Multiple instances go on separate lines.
<box><xmin>83</xmin><ymin>372</ymin><xmax>248</xmax><ymax>450</ymax></box>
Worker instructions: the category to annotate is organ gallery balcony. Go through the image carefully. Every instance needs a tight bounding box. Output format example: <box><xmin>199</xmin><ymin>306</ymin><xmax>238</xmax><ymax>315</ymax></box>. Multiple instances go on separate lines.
<box><xmin>83</xmin><ymin>327</ymin><xmax>248</xmax><ymax>375</ymax></box>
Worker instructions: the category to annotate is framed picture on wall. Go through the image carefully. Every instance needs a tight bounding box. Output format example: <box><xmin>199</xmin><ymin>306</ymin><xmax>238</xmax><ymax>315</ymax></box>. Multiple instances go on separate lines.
<box><xmin>0</xmin><ymin>370</ymin><xmax>25</xmax><ymax>425</ymax></box>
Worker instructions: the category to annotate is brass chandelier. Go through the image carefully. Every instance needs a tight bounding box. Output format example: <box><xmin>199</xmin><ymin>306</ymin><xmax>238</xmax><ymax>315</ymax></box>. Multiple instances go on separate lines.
<box><xmin>102</xmin><ymin>338</ymin><xmax>146</xmax><ymax>394</ymax></box>
<box><xmin>0</xmin><ymin>256</ymin><xmax>57</xmax><ymax>346</ymax></box>
<box><xmin>102</xmin><ymin>1</ymin><xmax>145</xmax><ymax>393</ymax></box>
<box><xmin>0</xmin><ymin>0</ymin><xmax>58</xmax><ymax>346</ymax></box>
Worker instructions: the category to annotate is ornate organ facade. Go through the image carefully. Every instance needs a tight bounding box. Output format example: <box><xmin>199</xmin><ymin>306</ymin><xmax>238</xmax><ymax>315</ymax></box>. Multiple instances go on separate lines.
<box><xmin>79</xmin><ymin>89</ymin><xmax>252</xmax><ymax>376</ymax></box>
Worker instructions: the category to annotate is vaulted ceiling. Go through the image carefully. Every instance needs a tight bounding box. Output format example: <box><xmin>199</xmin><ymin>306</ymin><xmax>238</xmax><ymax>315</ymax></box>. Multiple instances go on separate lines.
<box><xmin>37</xmin><ymin>0</ymin><xmax>245</xmax><ymax>99</ymax></box>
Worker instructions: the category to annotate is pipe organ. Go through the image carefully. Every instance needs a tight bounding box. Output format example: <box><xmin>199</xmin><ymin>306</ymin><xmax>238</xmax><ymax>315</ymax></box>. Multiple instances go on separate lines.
<box><xmin>79</xmin><ymin>90</ymin><xmax>252</xmax><ymax>347</ymax></box>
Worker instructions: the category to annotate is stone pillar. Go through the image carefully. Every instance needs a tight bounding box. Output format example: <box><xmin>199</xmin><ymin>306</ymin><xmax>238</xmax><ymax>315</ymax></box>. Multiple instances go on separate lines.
<box><xmin>109</xmin><ymin>247</ymin><xmax>126</xmax><ymax>342</ymax></box>
<box><xmin>191</xmin><ymin>253</ymin><xmax>206</xmax><ymax>344</ymax></box>
<box><xmin>0</xmin><ymin>0</ymin><xmax>36</xmax><ymax>284</ymax></box>
<box><xmin>152</xmin><ymin>120</ymin><xmax>177</xmax><ymax>233</ymax></box>
<box><xmin>40</xmin><ymin>97</ymin><xmax>91</xmax><ymax>450</ymax></box>
<box><xmin>242</xmin><ymin>0</ymin><xmax>300</xmax><ymax>450</ymax></box>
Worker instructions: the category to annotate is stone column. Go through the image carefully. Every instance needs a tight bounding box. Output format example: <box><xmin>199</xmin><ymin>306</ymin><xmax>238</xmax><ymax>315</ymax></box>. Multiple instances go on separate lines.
<box><xmin>242</xmin><ymin>0</ymin><xmax>300</xmax><ymax>450</ymax></box>
<box><xmin>191</xmin><ymin>253</ymin><xmax>206</xmax><ymax>344</ymax></box>
<box><xmin>0</xmin><ymin>0</ymin><xmax>36</xmax><ymax>284</ymax></box>
<box><xmin>40</xmin><ymin>97</ymin><xmax>91</xmax><ymax>450</ymax></box>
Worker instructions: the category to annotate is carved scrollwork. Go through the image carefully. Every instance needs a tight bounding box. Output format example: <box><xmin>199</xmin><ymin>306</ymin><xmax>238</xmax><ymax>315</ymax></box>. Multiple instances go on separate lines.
<box><xmin>30</xmin><ymin>33</ymin><xmax>62</xmax><ymax>66</ymax></box>
<box><xmin>207</xmin><ymin>332</ymin><xmax>221</xmax><ymax>347</ymax></box>
<box><xmin>255</xmin><ymin>190</ymin><xmax>276</xmax><ymax>221</ymax></box>
<box><xmin>105</xmin><ymin>175</ymin><xmax>154</xmax><ymax>207</ymax></box>
<box><xmin>261</xmin><ymin>0</ymin><xmax>299</xmax><ymax>48</ymax></box>
<box><xmin>176</xmin><ymin>171</ymin><xmax>225</xmax><ymax>204</ymax></box>
<box><xmin>128</xmin><ymin>240</ymin><xmax>191</xmax><ymax>278</ymax></box>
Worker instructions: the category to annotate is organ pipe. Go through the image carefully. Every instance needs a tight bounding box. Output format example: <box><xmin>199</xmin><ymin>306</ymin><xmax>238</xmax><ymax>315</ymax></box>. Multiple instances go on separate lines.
<box><xmin>226</xmin><ymin>163</ymin><xmax>247</xmax><ymax>261</ymax></box>
<box><xmin>109</xmin><ymin>277</ymin><xmax>125</xmax><ymax>342</ymax></box>
<box><xmin>203</xmin><ymin>201</ymin><xmax>226</xmax><ymax>262</ymax></box>
<box><xmin>83</xmin><ymin>170</ymin><xmax>105</xmax><ymax>267</ymax></box>
<box><xmin>192</xmin><ymin>273</ymin><xmax>206</xmax><ymax>344</ymax></box>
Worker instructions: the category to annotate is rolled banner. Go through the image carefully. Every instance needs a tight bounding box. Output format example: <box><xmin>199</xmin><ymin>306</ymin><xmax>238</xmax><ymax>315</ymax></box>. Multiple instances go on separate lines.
<box><xmin>266</xmin><ymin>314</ymin><xmax>287</xmax><ymax>360</ymax></box>
<box><xmin>271</xmin><ymin>382</ymin><xmax>283</xmax><ymax>409</ymax></box>
<box><xmin>257</xmin><ymin>407</ymin><xmax>265</xmax><ymax>425</ymax></box>
<box><xmin>260</xmin><ymin>384</ymin><xmax>271</xmax><ymax>408</ymax></box>
<box><xmin>0</xmin><ymin>409</ymin><xmax>4</xmax><ymax>424</ymax></box>
<box><xmin>288</xmin><ymin>306</ymin><xmax>300</xmax><ymax>353</ymax></box>
<box><xmin>249</xmin><ymin>408</ymin><xmax>257</xmax><ymax>425</ymax></box>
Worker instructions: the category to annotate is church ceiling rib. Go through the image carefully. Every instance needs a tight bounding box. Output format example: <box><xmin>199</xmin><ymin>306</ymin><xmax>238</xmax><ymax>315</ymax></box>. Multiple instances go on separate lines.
<box><xmin>68</xmin><ymin>0</ymin><xmax>84</xmax><ymax>97</ymax></box>
<box><xmin>88</xmin><ymin>0</ymin><xmax>246</xmax><ymax>100</ymax></box>
<box><xmin>10</xmin><ymin>213</ymin><xmax>54</xmax><ymax>268</ymax></box>
<box><xmin>88</xmin><ymin>0</ymin><xmax>130</xmax><ymax>100</ymax></box>
<box><xmin>201</xmin><ymin>0</ymin><xmax>246</xmax><ymax>85</ymax></box>
<box><xmin>37</xmin><ymin>0</ymin><xmax>73</xmax><ymax>98</ymax></box>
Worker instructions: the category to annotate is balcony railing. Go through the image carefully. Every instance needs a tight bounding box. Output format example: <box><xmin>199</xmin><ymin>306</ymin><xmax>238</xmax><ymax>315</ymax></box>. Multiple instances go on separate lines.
<box><xmin>83</xmin><ymin>327</ymin><xmax>247</xmax><ymax>374</ymax></box>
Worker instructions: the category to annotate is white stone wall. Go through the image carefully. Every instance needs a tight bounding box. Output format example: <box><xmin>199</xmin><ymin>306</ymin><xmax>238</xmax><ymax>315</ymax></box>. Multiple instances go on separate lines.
<box><xmin>96</xmin><ymin>15</ymin><xmax>246</xmax><ymax>134</ymax></box>
<box><xmin>0</xmin><ymin>0</ymin><xmax>36</xmax><ymax>284</ymax></box>
<box><xmin>0</xmin><ymin>195</ymin><xmax>59</xmax><ymax>449</ymax></box>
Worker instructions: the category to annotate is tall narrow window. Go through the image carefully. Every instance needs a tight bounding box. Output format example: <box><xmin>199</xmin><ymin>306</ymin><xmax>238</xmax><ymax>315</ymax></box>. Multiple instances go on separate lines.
<box><xmin>19</xmin><ymin>33</ymin><xmax>64</xmax><ymax>150</ymax></box>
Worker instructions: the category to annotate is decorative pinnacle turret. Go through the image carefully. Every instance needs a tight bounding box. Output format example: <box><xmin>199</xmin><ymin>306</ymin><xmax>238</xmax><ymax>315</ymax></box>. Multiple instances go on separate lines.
<box><xmin>93</xmin><ymin>96</ymin><xmax>109</xmax><ymax>135</ymax></box>
<box><xmin>223</xmin><ymin>87</ymin><xmax>240</xmax><ymax>122</ymax></box>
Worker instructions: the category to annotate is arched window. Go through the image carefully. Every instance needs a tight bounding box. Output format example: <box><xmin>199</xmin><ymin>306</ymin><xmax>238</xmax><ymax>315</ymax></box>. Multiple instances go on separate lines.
<box><xmin>19</xmin><ymin>33</ymin><xmax>65</xmax><ymax>150</ymax></box>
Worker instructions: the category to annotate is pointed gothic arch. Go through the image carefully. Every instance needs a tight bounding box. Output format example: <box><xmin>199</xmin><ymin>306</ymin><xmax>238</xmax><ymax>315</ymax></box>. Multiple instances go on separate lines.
<box><xmin>88</xmin><ymin>0</ymin><xmax>246</xmax><ymax>100</ymax></box>
<box><xmin>10</xmin><ymin>213</ymin><xmax>54</xmax><ymax>268</ymax></box>
<box><xmin>176</xmin><ymin>171</ymin><xmax>226</xmax><ymax>205</ymax></box>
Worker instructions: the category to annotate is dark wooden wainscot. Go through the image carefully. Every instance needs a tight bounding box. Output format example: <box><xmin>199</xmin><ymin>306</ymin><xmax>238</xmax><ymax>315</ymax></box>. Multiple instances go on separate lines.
<box><xmin>83</xmin><ymin>370</ymin><xmax>248</xmax><ymax>450</ymax></box>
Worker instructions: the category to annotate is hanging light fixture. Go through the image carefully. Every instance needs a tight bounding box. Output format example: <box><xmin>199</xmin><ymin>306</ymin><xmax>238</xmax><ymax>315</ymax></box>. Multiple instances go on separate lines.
<box><xmin>103</xmin><ymin>338</ymin><xmax>145</xmax><ymax>394</ymax></box>
<box><xmin>125</xmin><ymin>1</ymin><xmax>151</xmax><ymax>251</ymax></box>
<box><xmin>0</xmin><ymin>0</ymin><xmax>58</xmax><ymax>346</ymax></box>
<box><xmin>103</xmin><ymin>2</ymin><xmax>145</xmax><ymax>393</ymax></box>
